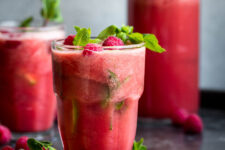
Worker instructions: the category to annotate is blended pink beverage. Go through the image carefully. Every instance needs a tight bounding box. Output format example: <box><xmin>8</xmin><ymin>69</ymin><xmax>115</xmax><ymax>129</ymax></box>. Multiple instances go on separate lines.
<box><xmin>0</xmin><ymin>25</ymin><xmax>65</xmax><ymax>131</ymax></box>
<box><xmin>52</xmin><ymin>40</ymin><xmax>145</xmax><ymax>150</ymax></box>
<box><xmin>129</xmin><ymin>0</ymin><xmax>199</xmax><ymax>118</ymax></box>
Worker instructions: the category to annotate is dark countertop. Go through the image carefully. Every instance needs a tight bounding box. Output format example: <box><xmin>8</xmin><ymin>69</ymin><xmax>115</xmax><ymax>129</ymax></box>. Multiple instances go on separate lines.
<box><xmin>136</xmin><ymin>109</ymin><xmax>225</xmax><ymax>150</ymax></box>
<box><xmin>3</xmin><ymin>108</ymin><xmax>225</xmax><ymax>150</ymax></box>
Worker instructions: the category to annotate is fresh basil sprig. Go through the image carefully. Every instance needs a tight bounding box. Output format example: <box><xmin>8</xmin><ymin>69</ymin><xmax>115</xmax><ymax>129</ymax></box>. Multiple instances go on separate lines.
<box><xmin>19</xmin><ymin>17</ymin><xmax>33</xmax><ymax>27</ymax></box>
<box><xmin>69</xmin><ymin>24</ymin><xmax>165</xmax><ymax>53</ymax></box>
<box><xmin>73</xmin><ymin>27</ymin><xmax>91</xmax><ymax>46</ymax></box>
<box><xmin>133</xmin><ymin>138</ymin><xmax>147</xmax><ymax>150</ymax></box>
<box><xmin>128</xmin><ymin>32</ymin><xmax>144</xmax><ymax>44</ymax></box>
<box><xmin>19</xmin><ymin>0</ymin><xmax>63</xmax><ymax>27</ymax></box>
<box><xmin>27</xmin><ymin>137</ymin><xmax>147</xmax><ymax>150</ymax></box>
<box><xmin>73</xmin><ymin>26</ymin><xmax>101</xmax><ymax>46</ymax></box>
<box><xmin>41</xmin><ymin>0</ymin><xmax>63</xmax><ymax>26</ymax></box>
<box><xmin>144</xmin><ymin>34</ymin><xmax>165</xmax><ymax>53</ymax></box>
<box><xmin>97</xmin><ymin>25</ymin><xmax>118</xmax><ymax>40</ymax></box>
<box><xmin>27</xmin><ymin>138</ymin><xmax>56</xmax><ymax>150</ymax></box>
<box><xmin>97</xmin><ymin>25</ymin><xmax>166</xmax><ymax>53</ymax></box>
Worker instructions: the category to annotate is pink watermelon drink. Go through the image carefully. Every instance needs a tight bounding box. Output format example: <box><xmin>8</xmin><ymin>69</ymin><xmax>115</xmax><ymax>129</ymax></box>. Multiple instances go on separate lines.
<box><xmin>0</xmin><ymin>0</ymin><xmax>64</xmax><ymax>131</ymax></box>
<box><xmin>129</xmin><ymin>0</ymin><xmax>199</xmax><ymax>118</ymax></box>
<box><xmin>0</xmin><ymin>25</ymin><xmax>65</xmax><ymax>131</ymax></box>
<box><xmin>52</xmin><ymin>25</ymin><xmax>164</xmax><ymax>150</ymax></box>
<box><xmin>52</xmin><ymin>42</ymin><xmax>145</xmax><ymax>150</ymax></box>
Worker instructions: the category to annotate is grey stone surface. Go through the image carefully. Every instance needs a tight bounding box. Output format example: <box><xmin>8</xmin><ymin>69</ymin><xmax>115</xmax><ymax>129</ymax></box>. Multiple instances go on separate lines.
<box><xmin>0</xmin><ymin>0</ymin><xmax>225</xmax><ymax>91</ymax></box>
<box><xmin>1</xmin><ymin>109</ymin><xmax>225</xmax><ymax>150</ymax></box>
<box><xmin>137</xmin><ymin>109</ymin><xmax>225</xmax><ymax>150</ymax></box>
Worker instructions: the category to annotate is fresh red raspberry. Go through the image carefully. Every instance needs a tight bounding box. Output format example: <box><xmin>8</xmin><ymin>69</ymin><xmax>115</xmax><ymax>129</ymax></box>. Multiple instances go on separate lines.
<box><xmin>171</xmin><ymin>109</ymin><xmax>189</xmax><ymax>126</ymax></box>
<box><xmin>63</xmin><ymin>35</ymin><xmax>76</xmax><ymax>45</ymax></box>
<box><xmin>1</xmin><ymin>145</ymin><xmax>14</xmax><ymax>150</ymax></box>
<box><xmin>15</xmin><ymin>136</ymin><xmax>29</xmax><ymax>150</ymax></box>
<box><xmin>184</xmin><ymin>114</ymin><xmax>203</xmax><ymax>134</ymax></box>
<box><xmin>0</xmin><ymin>125</ymin><xmax>12</xmax><ymax>145</ymax></box>
<box><xmin>0</xmin><ymin>30</ymin><xmax>9</xmax><ymax>34</ymax></box>
<box><xmin>83</xmin><ymin>43</ymin><xmax>103</xmax><ymax>56</ymax></box>
<box><xmin>103</xmin><ymin>36</ymin><xmax>124</xmax><ymax>46</ymax></box>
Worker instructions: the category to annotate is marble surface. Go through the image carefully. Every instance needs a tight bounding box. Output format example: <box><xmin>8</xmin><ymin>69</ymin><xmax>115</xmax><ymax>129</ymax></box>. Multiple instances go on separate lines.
<box><xmin>2</xmin><ymin>108</ymin><xmax>225</xmax><ymax>150</ymax></box>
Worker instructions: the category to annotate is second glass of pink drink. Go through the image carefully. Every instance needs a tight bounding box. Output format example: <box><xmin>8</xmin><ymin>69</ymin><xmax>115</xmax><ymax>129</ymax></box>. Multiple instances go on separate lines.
<box><xmin>52</xmin><ymin>34</ymin><xmax>146</xmax><ymax>149</ymax></box>
<box><xmin>0</xmin><ymin>24</ymin><xmax>65</xmax><ymax>131</ymax></box>
<box><xmin>129</xmin><ymin>0</ymin><xmax>200</xmax><ymax>118</ymax></box>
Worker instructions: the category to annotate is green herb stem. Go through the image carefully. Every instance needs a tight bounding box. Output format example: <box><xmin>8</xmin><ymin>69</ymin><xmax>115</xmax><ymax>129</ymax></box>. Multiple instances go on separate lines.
<box><xmin>43</xmin><ymin>19</ymin><xmax>49</xmax><ymax>27</ymax></box>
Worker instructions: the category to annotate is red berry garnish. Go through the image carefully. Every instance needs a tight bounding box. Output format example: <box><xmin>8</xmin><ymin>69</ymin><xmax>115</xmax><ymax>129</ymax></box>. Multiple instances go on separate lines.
<box><xmin>171</xmin><ymin>109</ymin><xmax>189</xmax><ymax>126</ymax></box>
<box><xmin>15</xmin><ymin>136</ymin><xmax>29</xmax><ymax>150</ymax></box>
<box><xmin>63</xmin><ymin>35</ymin><xmax>76</xmax><ymax>45</ymax></box>
<box><xmin>103</xmin><ymin>36</ymin><xmax>124</xmax><ymax>46</ymax></box>
<box><xmin>184</xmin><ymin>114</ymin><xmax>203</xmax><ymax>134</ymax></box>
<box><xmin>0</xmin><ymin>30</ymin><xmax>9</xmax><ymax>34</ymax></box>
<box><xmin>0</xmin><ymin>125</ymin><xmax>12</xmax><ymax>145</ymax></box>
<box><xmin>1</xmin><ymin>145</ymin><xmax>14</xmax><ymax>150</ymax></box>
<box><xmin>83</xmin><ymin>43</ymin><xmax>103</xmax><ymax>56</ymax></box>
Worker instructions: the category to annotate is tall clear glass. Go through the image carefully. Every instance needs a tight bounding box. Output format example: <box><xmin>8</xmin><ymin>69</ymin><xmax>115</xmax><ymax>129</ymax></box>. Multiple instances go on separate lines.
<box><xmin>0</xmin><ymin>23</ymin><xmax>65</xmax><ymax>131</ymax></box>
<box><xmin>52</xmin><ymin>40</ymin><xmax>145</xmax><ymax>150</ymax></box>
<box><xmin>129</xmin><ymin>0</ymin><xmax>200</xmax><ymax>118</ymax></box>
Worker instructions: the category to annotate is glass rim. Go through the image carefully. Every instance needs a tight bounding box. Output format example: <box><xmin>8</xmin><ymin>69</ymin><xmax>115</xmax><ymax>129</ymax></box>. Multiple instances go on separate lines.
<box><xmin>52</xmin><ymin>39</ymin><xmax>145</xmax><ymax>51</ymax></box>
<box><xmin>0</xmin><ymin>20</ymin><xmax>64</xmax><ymax>33</ymax></box>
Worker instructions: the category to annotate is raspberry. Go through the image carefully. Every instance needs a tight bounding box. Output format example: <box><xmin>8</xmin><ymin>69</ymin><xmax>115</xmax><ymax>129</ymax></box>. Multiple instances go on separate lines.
<box><xmin>1</xmin><ymin>145</ymin><xmax>14</xmax><ymax>150</ymax></box>
<box><xmin>171</xmin><ymin>109</ymin><xmax>189</xmax><ymax>126</ymax></box>
<box><xmin>15</xmin><ymin>136</ymin><xmax>29</xmax><ymax>150</ymax></box>
<box><xmin>103</xmin><ymin>36</ymin><xmax>124</xmax><ymax>46</ymax></box>
<box><xmin>184</xmin><ymin>114</ymin><xmax>203</xmax><ymax>134</ymax></box>
<box><xmin>83</xmin><ymin>43</ymin><xmax>103</xmax><ymax>56</ymax></box>
<box><xmin>63</xmin><ymin>35</ymin><xmax>76</xmax><ymax>45</ymax></box>
<box><xmin>0</xmin><ymin>30</ymin><xmax>9</xmax><ymax>34</ymax></box>
<box><xmin>0</xmin><ymin>125</ymin><xmax>12</xmax><ymax>145</ymax></box>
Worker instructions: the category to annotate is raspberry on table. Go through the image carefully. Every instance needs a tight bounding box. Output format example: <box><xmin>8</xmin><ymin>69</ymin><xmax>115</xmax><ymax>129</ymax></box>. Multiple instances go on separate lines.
<box><xmin>171</xmin><ymin>109</ymin><xmax>189</xmax><ymax>126</ymax></box>
<box><xmin>1</xmin><ymin>145</ymin><xmax>14</xmax><ymax>150</ymax></box>
<box><xmin>184</xmin><ymin>114</ymin><xmax>203</xmax><ymax>134</ymax></box>
<box><xmin>15</xmin><ymin>136</ymin><xmax>29</xmax><ymax>150</ymax></box>
<box><xmin>0</xmin><ymin>125</ymin><xmax>12</xmax><ymax>145</ymax></box>
<box><xmin>83</xmin><ymin>43</ymin><xmax>103</xmax><ymax>56</ymax></box>
<box><xmin>103</xmin><ymin>36</ymin><xmax>124</xmax><ymax>46</ymax></box>
<box><xmin>63</xmin><ymin>35</ymin><xmax>76</xmax><ymax>45</ymax></box>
